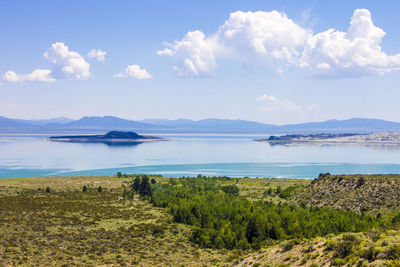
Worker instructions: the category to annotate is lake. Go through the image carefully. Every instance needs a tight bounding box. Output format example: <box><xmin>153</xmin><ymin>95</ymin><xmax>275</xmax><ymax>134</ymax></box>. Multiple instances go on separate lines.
<box><xmin>1</xmin><ymin>134</ymin><xmax>400</xmax><ymax>179</ymax></box>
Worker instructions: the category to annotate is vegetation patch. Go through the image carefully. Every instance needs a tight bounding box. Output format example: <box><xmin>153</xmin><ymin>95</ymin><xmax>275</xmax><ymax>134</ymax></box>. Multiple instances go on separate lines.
<box><xmin>296</xmin><ymin>173</ymin><xmax>400</xmax><ymax>214</ymax></box>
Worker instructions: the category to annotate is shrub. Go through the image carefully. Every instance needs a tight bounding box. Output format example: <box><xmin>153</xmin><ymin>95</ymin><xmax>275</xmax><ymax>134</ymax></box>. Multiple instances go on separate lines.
<box><xmin>359</xmin><ymin>244</ymin><xmax>377</xmax><ymax>261</ymax></box>
<box><xmin>365</xmin><ymin>228</ymin><xmax>381</xmax><ymax>242</ymax></box>
<box><xmin>98</xmin><ymin>186</ymin><xmax>102</xmax><ymax>193</ymax></box>
<box><xmin>281</xmin><ymin>240</ymin><xmax>296</xmax><ymax>252</ymax></box>
<box><xmin>279</xmin><ymin>185</ymin><xmax>304</xmax><ymax>199</ymax></box>
<box><xmin>82</xmin><ymin>185</ymin><xmax>87</xmax><ymax>193</ymax></box>
<box><xmin>356</xmin><ymin>177</ymin><xmax>366</xmax><ymax>188</ymax></box>
<box><xmin>236</xmin><ymin>239</ymin><xmax>250</xmax><ymax>250</ymax></box>
<box><xmin>385</xmin><ymin>243</ymin><xmax>400</xmax><ymax>260</ymax></box>
<box><xmin>45</xmin><ymin>187</ymin><xmax>50</xmax><ymax>193</ymax></box>
<box><xmin>276</xmin><ymin>186</ymin><xmax>282</xmax><ymax>194</ymax></box>
<box><xmin>333</xmin><ymin>234</ymin><xmax>358</xmax><ymax>258</ymax></box>
<box><xmin>221</xmin><ymin>185</ymin><xmax>239</xmax><ymax>196</ymax></box>
<box><xmin>392</xmin><ymin>212</ymin><xmax>400</xmax><ymax>224</ymax></box>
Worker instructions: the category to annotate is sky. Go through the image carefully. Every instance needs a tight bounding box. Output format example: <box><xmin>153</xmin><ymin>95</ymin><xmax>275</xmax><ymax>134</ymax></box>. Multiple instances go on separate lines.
<box><xmin>1</xmin><ymin>0</ymin><xmax>400</xmax><ymax>124</ymax></box>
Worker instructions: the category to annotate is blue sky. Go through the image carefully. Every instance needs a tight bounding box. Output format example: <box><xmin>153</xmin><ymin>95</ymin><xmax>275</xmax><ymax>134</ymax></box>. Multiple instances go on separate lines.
<box><xmin>1</xmin><ymin>0</ymin><xmax>400</xmax><ymax>124</ymax></box>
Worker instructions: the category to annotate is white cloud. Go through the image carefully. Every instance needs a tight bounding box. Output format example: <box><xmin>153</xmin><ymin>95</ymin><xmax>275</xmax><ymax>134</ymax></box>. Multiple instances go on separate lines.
<box><xmin>216</xmin><ymin>11</ymin><xmax>309</xmax><ymax>63</ymax></box>
<box><xmin>300</xmin><ymin>9</ymin><xmax>400</xmax><ymax>77</ymax></box>
<box><xmin>3</xmin><ymin>69</ymin><xmax>54</xmax><ymax>83</ymax></box>
<box><xmin>159</xmin><ymin>9</ymin><xmax>400</xmax><ymax>78</ymax></box>
<box><xmin>88</xmin><ymin>49</ymin><xmax>106</xmax><ymax>62</ymax></box>
<box><xmin>157</xmin><ymin>30</ymin><xmax>218</xmax><ymax>77</ymax></box>
<box><xmin>114</xmin><ymin>64</ymin><xmax>152</xmax><ymax>79</ymax></box>
<box><xmin>44</xmin><ymin>42</ymin><xmax>91</xmax><ymax>80</ymax></box>
<box><xmin>3</xmin><ymin>42</ymin><xmax>91</xmax><ymax>83</ymax></box>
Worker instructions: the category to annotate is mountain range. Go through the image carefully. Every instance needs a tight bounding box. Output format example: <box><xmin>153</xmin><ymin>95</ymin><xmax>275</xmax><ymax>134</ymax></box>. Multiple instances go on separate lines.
<box><xmin>1</xmin><ymin>116</ymin><xmax>400</xmax><ymax>134</ymax></box>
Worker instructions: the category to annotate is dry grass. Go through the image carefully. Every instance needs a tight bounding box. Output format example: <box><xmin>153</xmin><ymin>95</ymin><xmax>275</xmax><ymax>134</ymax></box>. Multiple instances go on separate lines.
<box><xmin>0</xmin><ymin>176</ymin><xmax>235</xmax><ymax>266</ymax></box>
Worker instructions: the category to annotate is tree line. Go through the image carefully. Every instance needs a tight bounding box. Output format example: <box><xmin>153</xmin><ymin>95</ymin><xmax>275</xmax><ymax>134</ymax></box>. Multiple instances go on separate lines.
<box><xmin>123</xmin><ymin>176</ymin><xmax>390</xmax><ymax>250</ymax></box>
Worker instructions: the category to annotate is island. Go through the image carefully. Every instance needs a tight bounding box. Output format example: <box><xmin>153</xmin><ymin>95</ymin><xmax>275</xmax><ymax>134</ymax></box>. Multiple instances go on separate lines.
<box><xmin>256</xmin><ymin>131</ymin><xmax>400</xmax><ymax>145</ymax></box>
<box><xmin>48</xmin><ymin>130</ymin><xmax>167</xmax><ymax>144</ymax></box>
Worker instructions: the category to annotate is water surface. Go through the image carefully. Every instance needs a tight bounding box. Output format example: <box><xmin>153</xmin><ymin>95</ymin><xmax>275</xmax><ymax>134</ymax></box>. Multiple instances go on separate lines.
<box><xmin>1</xmin><ymin>134</ymin><xmax>400</xmax><ymax>178</ymax></box>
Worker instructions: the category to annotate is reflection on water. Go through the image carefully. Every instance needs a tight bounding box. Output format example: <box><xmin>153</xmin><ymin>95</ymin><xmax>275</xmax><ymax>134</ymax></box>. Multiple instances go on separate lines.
<box><xmin>1</xmin><ymin>134</ymin><xmax>400</xmax><ymax>178</ymax></box>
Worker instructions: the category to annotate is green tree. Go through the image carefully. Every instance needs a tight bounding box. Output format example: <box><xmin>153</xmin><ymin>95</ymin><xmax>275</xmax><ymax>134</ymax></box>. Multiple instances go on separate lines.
<box><xmin>276</xmin><ymin>186</ymin><xmax>281</xmax><ymax>194</ymax></box>
<box><xmin>139</xmin><ymin>175</ymin><xmax>152</xmax><ymax>197</ymax></box>
<box><xmin>133</xmin><ymin>176</ymin><xmax>141</xmax><ymax>193</ymax></box>
<box><xmin>221</xmin><ymin>185</ymin><xmax>239</xmax><ymax>196</ymax></box>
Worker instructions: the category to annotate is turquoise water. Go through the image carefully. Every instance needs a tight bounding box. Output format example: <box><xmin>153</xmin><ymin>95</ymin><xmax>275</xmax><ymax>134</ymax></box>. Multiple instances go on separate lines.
<box><xmin>1</xmin><ymin>134</ymin><xmax>400</xmax><ymax>179</ymax></box>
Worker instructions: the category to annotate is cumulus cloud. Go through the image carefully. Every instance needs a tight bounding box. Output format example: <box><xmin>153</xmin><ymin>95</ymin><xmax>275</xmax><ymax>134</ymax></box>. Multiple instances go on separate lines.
<box><xmin>114</xmin><ymin>64</ymin><xmax>152</xmax><ymax>79</ymax></box>
<box><xmin>157</xmin><ymin>30</ymin><xmax>218</xmax><ymax>77</ymax></box>
<box><xmin>44</xmin><ymin>42</ymin><xmax>91</xmax><ymax>80</ymax></box>
<box><xmin>300</xmin><ymin>9</ymin><xmax>400</xmax><ymax>77</ymax></box>
<box><xmin>217</xmin><ymin>11</ymin><xmax>309</xmax><ymax>63</ymax></box>
<box><xmin>3</xmin><ymin>42</ymin><xmax>91</xmax><ymax>83</ymax></box>
<box><xmin>88</xmin><ymin>49</ymin><xmax>106</xmax><ymax>62</ymax></box>
<box><xmin>3</xmin><ymin>69</ymin><xmax>54</xmax><ymax>83</ymax></box>
<box><xmin>159</xmin><ymin>9</ymin><xmax>400</xmax><ymax>78</ymax></box>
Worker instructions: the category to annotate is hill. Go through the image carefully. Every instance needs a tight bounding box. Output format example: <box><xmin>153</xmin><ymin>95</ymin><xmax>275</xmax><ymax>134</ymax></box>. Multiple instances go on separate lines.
<box><xmin>295</xmin><ymin>174</ymin><xmax>400</xmax><ymax>213</ymax></box>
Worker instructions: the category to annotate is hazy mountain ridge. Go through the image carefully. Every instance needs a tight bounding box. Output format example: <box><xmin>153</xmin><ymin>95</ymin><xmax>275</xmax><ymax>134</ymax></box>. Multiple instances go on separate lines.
<box><xmin>2</xmin><ymin>116</ymin><xmax>400</xmax><ymax>134</ymax></box>
<box><xmin>13</xmin><ymin>117</ymin><xmax>74</xmax><ymax>126</ymax></box>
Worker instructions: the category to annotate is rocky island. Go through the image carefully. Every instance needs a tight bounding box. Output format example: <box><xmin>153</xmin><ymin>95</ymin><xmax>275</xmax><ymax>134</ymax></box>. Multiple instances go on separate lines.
<box><xmin>257</xmin><ymin>131</ymin><xmax>400</xmax><ymax>145</ymax></box>
<box><xmin>49</xmin><ymin>131</ymin><xmax>166</xmax><ymax>144</ymax></box>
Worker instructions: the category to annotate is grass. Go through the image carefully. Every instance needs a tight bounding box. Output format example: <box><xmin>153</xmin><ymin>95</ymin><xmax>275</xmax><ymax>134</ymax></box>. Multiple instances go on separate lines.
<box><xmin>232</xmin><ymin>177</ymin><xmax>310</xmax><ymax>202</ymax></box>
<box><xmin>1</xmin><ymin>174</ymin><xmax>399</xmax><ymax>266</ymax></box>
<box><xmin>0</xmin><ymin>176</ymin><xmax>236</xmax><ymax>266</ymax></box>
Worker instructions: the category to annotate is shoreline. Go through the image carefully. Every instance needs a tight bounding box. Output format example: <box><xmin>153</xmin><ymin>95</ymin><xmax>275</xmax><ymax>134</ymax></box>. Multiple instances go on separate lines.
<box><xmin>257</xmin><ymin>131</ymin><xmax>400</xmax><ymax>146</ymax></box>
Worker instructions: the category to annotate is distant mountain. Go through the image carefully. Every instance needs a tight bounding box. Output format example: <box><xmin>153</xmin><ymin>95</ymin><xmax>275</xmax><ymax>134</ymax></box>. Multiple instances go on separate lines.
<box><xmin>14</xmin><ymin>117</ymin><xmax>73</xmax><ymax>126</ymax></box>
<box><xmin>0</xmin><ymin>116</ymin><xmax>158</xmax><ymax>133</ymax></box>
<box><xmin>142</xmin><ymin>118</ymin><xmax>196</xmax><ymax>127</ymax></box>
<box><xmin>52</xmin><ymin>116</ymin><xmax>158</xmax><ymax>130</ymax></box>
<box><xmin>141</xmin><ymin>118</ymin><xmax>400</xmax><ymax>133</ymax></box>
<box><xmin>0</xmin><ymin>116</ymin><xmax>41</xmax><ymax>132</ymax></box>
<box><xmin>279</xmin><ymin>118</ymin><xmax>400</xmax><ymax>133</ymax></box>
<box><xmin>2</xmin><ymin>116</ymin><xmax>400</xmax><ymax>134</ymax></box>
<box><xmin>141</xmin><ymin>118</ymin><xmax>277</xmax><ymax>131</ymax></box>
